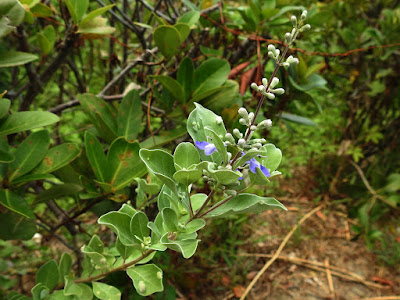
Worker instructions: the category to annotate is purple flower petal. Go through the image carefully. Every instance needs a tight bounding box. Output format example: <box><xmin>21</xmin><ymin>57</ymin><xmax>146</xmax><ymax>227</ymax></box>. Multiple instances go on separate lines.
<box><xmin>204</xmin><ymin>143</ymin><xmax>217</xmax><ymax>155</ymax></box>
<box><xmin>248</xmin><ymin>158</ymin><xmax>260</xmax><ymax>174</ymax></box>
<box><xmin>260</xmin><ymin>164</ymin><xmax>271</xmax><ymax>178</ymax></box>
<box><xmin>195</xmin><ymin>141</ymin><xmax>209</xmax><ymax>150</ymax></box>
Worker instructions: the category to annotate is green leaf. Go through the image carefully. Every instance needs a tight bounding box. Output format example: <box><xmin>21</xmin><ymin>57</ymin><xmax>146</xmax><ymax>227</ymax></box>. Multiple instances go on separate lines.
<box><xmin>84</xmin><ymin>131</ymin><xmax>108</xmax><ymax>182</ymax></box>
<box><xmin>36</xmin><ymin>33</ymin><xmax>51</xmax><ymax>55</ymax></box>
<box><xmin>140</xmin><ymin>126</ymin><xmax>186</xmax><ymax>148</ymax></box>
<box><xmin>33</xmin><ymin>143</ymin><xmax>81</xmax><ymax>175</ymax></box>
<box><xmin>59</xmin><ymin>253</ymin><xmax>72</xmax><ymax>285</ymax></box>
<box><xmin>48</xmin><ymin>290</ymin><xmax>75</xmax><ymax>299</ymax></box>
<box><xmin>130</xmin><ymin>211</ymin><xmax>149</xmax><ymax>240</ymax></box>
<box><xmin>64</xmin><ymin>275</ymin><xmax>93</xmax><ymax>299</ymax></box>
<box><xmin>0</xmin><ymin>16</ymin><xmax>15</xmax><ymax>39</ymax></box>
<box><xmin>184</xmin><ymin>219</ymin><xmax>205</xmax><ymax>234</ymax></box>
<box><xmin>92</xmin><ymin>282</ymin><xmax>121</xmax><ymax>300</ymax></box>
<box><xmin>117</xmin><ymin>90</ymin><xmax>143</xmax><ymax>142</ymax></box>
<box><xmin>259</xmin><ymin>144</ymin><xmax>282</xmax><ymax>172</ymax></box>
<box><xmin>206</xmin><ymin>194</ymin><xmax>286</xmax><ymax>218</ymax></box>
<box><xmin>0</xmin><ymin>0</ymin><xmax>25</xmax><ymax>26</ymax></box>
<box><xmin>31</xmin><ymin>283</ymin><xmax>49</xmax><ymax>300</ymax></box>
<box><xmin>77</xmin><ymin>16</ymin><xmax>116</xmax><ymax>35</ymax></box>
<box><xmin>161</xmin><ymin>207</ymin><xmax>178</xmax><ymax>232</ymax></box>
<box><xmin>0</xmin><ymin>189</ymin><xmax>34</xmax><ymax>218</ymax></box>
<box><xmin>153</xmin><ymin>25</ymin><xmax>181</xmax><ymax>59</ymax></box>
<box><xmin>201</xmin><ymin>80</ymin><xmax>240</xmax><ymax>112</ymax></box>
<box><xmin>36</xmin><ymin>183</ymin><xmax>83</xmax><ymax>203</ymax></box>
<box><xmin>289</xmin><ymin>74</ymin><xmax>328</xmax><ymax>92</ymax></box>
<box><xmin>98</xmin><ymin>211</ymin><xmax>138</xmax><ymax>246</ymax></box>
<box><xmin>79</xmin><ymin>4</ymin><xmax>115</xmax><ymax>27</ymax></box>
<box><xmin>192</xmin><ymin>58</ymin><xmax>230</xmax><ymax>95</ymax></box>
<box><xmin>107</xmin><ymin>138</ymin><xmax>146</xmax><ymax>192</ymax></box>
<box><xmin>8</xmin><ymin>130</ymin><xmax>50</xmax><ymax>182</ymax></box>
<box><xmin>160</xmin><ymin>234</ymin><xmax>199</xmax><ymax>258</ymax></box>
<box><xmin>177</xmin><ymin>57</ymin><xmax>194</xmax><ymax>101</ymax></box>
<box><xmin>173</xmin><ymin>169</ymin><xmax>202</xmax><ymax>186</ymax></box>
<box><xmin>0</xmin><ymin>98</ymin><xmax>10</xmax><ymax>119</ymax></box>
<box><xmin>36</xmin><ymin>260</ymin><xmax>59</xmax><ymax>290</ymax></box>
<box><xmin>0</xmin><ymin>212</ymin><xmax>36</xmax><ymax>240</ymax></box>
<box><xmin>173</xmin><ymin>142</ymin><xmax>200</xmax><ymax>169</ymax></box>
<box><xmin>191</xmin><ymin>193</ymin><xmax>207</xmax><ymax>211</ymax></box>
<box><xmin>279</xmin><ymin>112</ymin><xmax>316</xmax><ymax>126</ymax></box>
<box><xmin>11</xmin><ymin>173</ymin><xmax>55</xmax><ymax>185</ymax></box>
<box><xmin>173</xmin><ymin>23</ymin><xmax>190</xmax><ymax>43</ymax></box>
<box><xmin>0</xmin><ymin>148</ymin><xmax>13</xmax><ymax>163</ymax></box>
<box><xmin>0</xmin><ymin>51</ymin><xmax>38</xmax><ymax>68</ymax></box>
<box><xmin>30</xmin><ymin>3</ymin><xmax>53</xmax><ymax>17</ymax></box>
<box><xmin>127</xmin><ymin>264</ymin><xmax>164</xmax><ymax>296</ymax></box>
<box><xmin>0</xmin><ymin>111</ymin><xmax>59</xmax><ymax>136</ymax></box>
<box><xmin>78</xmin><ymin>94</ymin><xmax>117</xmax><ymax>142</ymax></box>
<box><xmin>65</xmin><ymin>0</ymin><xmax>88</xmax><ymax>23</ymax></box>
<box><xmin>205</xmin><ymin>127</ymin><xmax>228</xmax><ymax>165</ymax></box>
<box><xmin>209</xmin><ymin>168</ymin><xmax>241</xmax><ymax>185</ymax></box>
<box><xmin>139</xmin><ymin>149</ymin><xmax>177</xmax><ymax>194</ymax></box>
<box><xmin>178</xmin><ymin>11</ymin><xmax>200</xmax><ymax>26</ymax></box>
<box><xmin>149</xmin><ymin>75</ymin><xmax>185</xmax><ymax>103</ymax></box>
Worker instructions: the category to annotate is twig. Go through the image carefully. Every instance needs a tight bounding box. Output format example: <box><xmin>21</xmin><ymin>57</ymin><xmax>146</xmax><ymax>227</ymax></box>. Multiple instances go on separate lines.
<box><xmin>240</xmin><ymin>205</ymin><xmax>323</xmax><ymax>300</ymax></box>
<box><xmin>238</xmin><ymin>253</ymin><xmax>387</xmax><ymax>289</ymax></box>
<box><xmin>325</xmin><ymin>258</ymin><xmax>335</xmax><ymax>299</ymax></box>
<box><xmin>137</xmin><ymin>0</ymin><xmax>174</xmax><ymax>23</ymax></box>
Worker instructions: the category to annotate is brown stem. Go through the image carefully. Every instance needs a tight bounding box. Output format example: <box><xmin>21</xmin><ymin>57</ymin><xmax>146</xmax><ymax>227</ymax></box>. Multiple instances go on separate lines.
<box><xmin>186</xmin><ymin>189</ymin><xmax>215</xmax><ymax>224</ymax></box>
<box><xmin>74</xmin><ymin>250</ymin><xmax>155</xmax><ymax>283</ymax></box>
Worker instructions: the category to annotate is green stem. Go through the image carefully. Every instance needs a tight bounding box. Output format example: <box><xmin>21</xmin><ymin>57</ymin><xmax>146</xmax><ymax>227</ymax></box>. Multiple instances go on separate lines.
<box><xmin>74</xmin><ymin>250</ymin><xmax>155</xmax><ymax>284</ymax></box>
<box><xmin>186</xmin><ymin>189</ymin><xmax>215</xmax><ymax>225</ymax></box>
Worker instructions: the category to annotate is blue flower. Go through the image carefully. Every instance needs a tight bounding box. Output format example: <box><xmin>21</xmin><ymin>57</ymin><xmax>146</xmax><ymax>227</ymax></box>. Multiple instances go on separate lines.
<box><xmin>248</xmin><ymin>157</ymin><xmax>271</xmax><ymax>177</ymax></box>
<box><xmin>195</xmin><ymin>141</ymin><xmax>217</xmax><ymax>155</ymax></box>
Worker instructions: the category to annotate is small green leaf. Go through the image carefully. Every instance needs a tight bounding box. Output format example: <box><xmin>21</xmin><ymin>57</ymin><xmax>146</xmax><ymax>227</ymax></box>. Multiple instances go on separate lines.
<box><xmin>8</xmin><ymin>130</ymin><xmax>49</xmax><ymax>182</ymax></box>
<box><xmin>0</xmin><ymin>189</ymin><xmax>34</xmax><ymax>218</ymax></box>
<box><xmin>149</xmin><ymin>75</ymin><xmax>185</xmax><ymax>103</ymax></box>
<box><xmin>259</xmin><ymin>144</ymin><xmax>282</xmax><ymax>172</ymax></box>
<box><xmin>153</xmin><ymin>25</ymin><xmax>181</xmax><ymax>59</ymax></box>
<box><xmin>31</xmin><ymin>283</ymin><xmax>49</xmax><ymax>300</ymax></box>
<box><xmin>84</xmin><ymin>131</ymin><xmax>108</xmax><ymax>182</ymax></box>
<box><xmin>65</xmin><ymin>0</ymin><xmax>88</xmax><ymax>23</ymax></box>
<box><xmin>0</xmin><ymin>111</ymin><xmax>59</xmax><ymax>136</ymax></box>
<box><xmin>77</xmin><ymin>16</ymin><xmax>116</xmax><ymax>35</ymax></box>
<box><xmin>64</xmin><ymin>275</ymin><xmax>93</xmax><ymax>299</ymax></box>
<box><xmin>173</xmin><ymin>23</ymin><xmax>190</xmax><ymax>43</ymax></box>
<box><xmin>205</xmin><ymin>127</ymin><xmax>228</xmax><ymax>165</ymax></box>
<box><xmin>279</xmin><ymin>112</ymin><xmax>316</xmax><ymax>126</ymax></box>
<box><xmin>31</xmin><ymin>3</ymin><xmax>53</xmax><ymax>17</ymax></box>
<box><xmin>33</xmin><ymin>143</ymin><xmax>81</xmax><ymax>175</ymax></box>
<box><xmin>59</xmin><ymin>253</ymin><xmax>72</xmax><ymax>284</ymax></box>
<box><xmin>0</xmin><ymin>212</ymin><xmax>36</xmax><ymax>240</ymax></box>
<box><xmin>127</xmin><ymin>264</ymin><xmax>164</xmax><ymax>296</ymax></box>
<box><xmin>98</xmin><ymin>211</ymin><xmax>138</xmax><ymax>246</ymax></box>
<box><xmin>117</xmin><ymin>90</ymin><xmax>143</xmax><ymax>142</ymax></box>
<box><xmin>11</xmin><ymin>173</ymin><xmax>55</xmax><ymax>185</ymax></box>
<box><xmin>173</xmin><ymin>169</ymin><xmax>202</xmax><ymax>186</ymax></box>
<box><xmin>0</xmin><ymin>51</ymin><xmax>38</xmax><ymax>68</ymax></box>
<box><xmin>201</xmin><ymin>80</ymin><xmax>240</xmax><ymax>112</ymax></box>
<box><xmin>192</xmin><ymin>58</ymin><xmax>230</xmax><ymax>96</ymax></box>
<box><xmin>79</xmin><ymin>4</ymin><xmax>114</xmax><ymax>27</ymax></box>
<box><xmin>161</xmin><ymin>207</ymin><xmax>178</xmax><ymax>232</ymax></box>
<box><xmin>206</xmin><ymin>194</ymin><xmax>286</xmax><ymax>218</ymax></box>
<box><xmin>139</xmin><ymin>149</ymin><xmax>177</xmax><ymax>194</ymax></box>
<box><xmin>0</xmin><ymin>98</ymin><xmax>10</xmax><ymax>119</ymax></box>
<box><xmin>92</xmin><ymin>282</ymin><xmax>121</xmax><ymax>300</ymax></box>
<box><xmin>0</xmin><ymin>0</ymin><xmax>26</xmax><ymax>26</ymax></box>
<box><xmin>107</xmin><ymin>138</ymin><xmax>146</xmax><ymax>192</ymax></box>
<box><xmin>173</xmin><ymin>142</ymin><xmax>200</xmax><ymax>169</ymax></box>
<box><xmin>130</xmin><ymin>211</ymin><xmax>149</xmax><ymax>240</ymax></box>
<box><xmin>178</xmin><ymin>11</ymin><xmax>200</xmax><ymax>26</ymax></box>
<box><xmin>0</xmin><ymin>148</ymin><xmax>13</xmax><ymax>163</ymax></box>
<box><xmin>36</xmin><ymin>183</ymin><xmax>83</xmax><ymax>203</ymax></box>
<box><xmin>185</xmin><ymin>219</ymin><xmax>205</xmax><ymax>234</ymax></box>
<box><xmin>36</xmin><ymin>260</ymin><xmax>59</xmax><ymax>290</ymax></box>
<box><xmin>209</xmin><ymin>169</ymin><xmax>241</xmax><ymax>185</ymax></box>
<box><xmin>177</xmin><ymin>57</ymin><xmax>194</xmax><ymax>101</ymax></box>
<box><xmin>160</xmin><ymin>234</ymin><xmax>199</xmax><ymax>258</ymax></box>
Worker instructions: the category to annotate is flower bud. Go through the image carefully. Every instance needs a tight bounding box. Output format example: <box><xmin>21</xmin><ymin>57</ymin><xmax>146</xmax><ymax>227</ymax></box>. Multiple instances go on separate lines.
<box><xmin>239</xmin><ymin>118</ymin><xmax>247</xmax><ymax>125</ymax></box>
<box><xmin>291</xmin><ymin>16</ymin><xmax>297</xmax><ymax>27</ymax></box>
<box><xmin>248</xmin><ymin>112</ymin><xmax>255</xmax><ymax>123</ymax></box>
<box><xmin>250</xmin><ymin>82</ymin><xmax>258</xmax><ymax>90</ymax></box>
<box><xmin>301</xmin><ymin>10</ymin><xmax>307</xmax><ymax>21</ymax></box>
<box><xmin>250</xmin><ymin>125</ymin><xmax>257</xmax><ymax>131</ymax></box>
<box><xmin>262</xmin><ymin>78</ymin><xmax>268</xmax><ymax>86</ymax></box>
<box><xmin>270</xmin><ymin>77</ymin><xmax>279</xmax><ymax>88</ymax></box>
<box><xmin>266</xmin><ymin>92</ymin><xmax>275</xmax><ymax>100</ymax></box>
<box><xmin>238</xmin><ymin>138</ymin><xmax>246</xmax><ymax>147</ymax></box>
<box><xmin>268</xmin><ymin>51</ymin><xmax>275</xmax><ymax>59</ymax></box>
<box><xmin>267</xmin><ymin>44</ymin><xmax>275</xmax><ymax>52</ymax></box>
<box><xmin>282</xmin><ymin>62</ymin><xmax>290</xmax><ymax>68</ymax></box>
<box><xmin>233</xmin><ymin>128</ymin><xmax>242</xmax><ymax>138</ymax></box>
<box><xmin>258</xmin><ymin>85</ymin><xmax>266</xmax><ymax>93</ymax></box>
<box><xmin>272</xmin><ymin>88</ymin><xmax>285</xmax><ymax>95</ymax></box>
<box><xmin>238</xmin><ymin>107</ymin><xmax>248</xmax><ymax>119</ymax></box>
<box><xmin>225</xmin><ymin>133</ymin><xmax>234</xmax><ymax>141</ymax></box>
<box><xmin>284</xmin><ymin>32</ymin><xmax>291</xmax><ymax>43</ymax></box>
<box><xmin>299</xmin><ymin>24</ymin><xmax>311</xmax><ymax>32</ymax></box>
<box><xmin>225</xmin><ymin>190</ymin><xmax>237</xmax><ymax>196</ymax></box>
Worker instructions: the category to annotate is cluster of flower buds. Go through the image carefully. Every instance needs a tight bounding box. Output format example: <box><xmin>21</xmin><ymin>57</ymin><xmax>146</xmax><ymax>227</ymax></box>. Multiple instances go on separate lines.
<box><xmin>250</xmin><ymin>77</ymin><xmax>284</xmax><ymax>99</ymax></box>
<box><xmin>222</xmin><ymin>107</ymin><xmax>272</xmax><ymax>151</ymax></box>
<box><xmin>284</xmin><ymin>10</ymin><xmax>311</xmax><ymax>45</ymax></box>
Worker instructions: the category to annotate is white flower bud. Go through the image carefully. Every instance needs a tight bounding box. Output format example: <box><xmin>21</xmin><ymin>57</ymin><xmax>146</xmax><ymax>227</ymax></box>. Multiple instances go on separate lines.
<box><xmin>265</xmin><ymin>119</ymin><xmax>272</xmax><ymax>127</ymax></box>
<box><xmin>227</xmin><ymin>152</ymin><xmax>232</xmax><ymax>160</ymax></box>
<box><xmin>239</xmin><ymin>118</ymin><xmax>247</xmax><ymax>125</ymax></box>
<box><xmin>233</xmin><ymin>128</ymin><xmax>242</xmax><ymax>138</ymax></box>
<box><xmin>275</xmin><ymin>49</ymin><xmax>280</xmax><ymax>57</ymax></box>
<box><xmin>262</xmin><ymin>78</ymin><xmax>268</xmax><ymax>86</ymax></box>
<box><xmin>238</xmin><ymin>138</ymin><xmax>246</xmax><ymax>147</ymax></box>
<box><xmin>250</xmin><ymin>82</ymin><xmax>258</xmax><ymax>90</ymax></box>
<box><xmin>216</xmin><ymin>116</ymin><xmax>223</xmax><ymax>125</ymax></box>
<box><xmin>250</xmin><ymin>125</ymin><xmax>257</xmax><ymax>131</ymax></box>
<box><xmin>248</xmin><ymin>112</ymin><xmax>255</xmax><ymax>122</ymax></box>
<box><xmin>268</xmin><ymin>51</ymin><xmax>275</xmax><ymax>59</ymax></box>
<box><xmin>282</xmin><ymin>62</ymin><xmax>290</xmax><ymax>68</ymax></box>
<box><xmin>272</xmin><ymin>88</ymin><xmax>285</xmax><ymax>95</ymax></box>
<box><xmin>225</xmin><ymin>133</ymin><xmax>235</xmax><ymax>143</ymax></box>
<box><xmin>270</xmin><ymin>77</ymin><xmax>279</xmax><ymax>89</ymax></box>
<box><xmin>266</xmin><ymin>92</ymin><xmax>275</xmax><ymax>100</ymax></box>
<box><xmin>253</xmin><ymin>143</ymin><xmax>262</xmax><ymax>148</ymax></box>
<box><xmin>301</xmin><ymin>10</ymin><xmax>307</xmax><ymax>21</ymax></box>
<box><xmin>267</xmin><ymin>44</ymin><xmax>275</xmax><ymax>52</ymax></box>
<box><xmin>225</xmin><ymin>189</ymin><xmax>237</xmax><ymax>196</ymax></box>
<box><xmin>238</xmin><ymin>107</ymin><xmax>248</xmax><ymax>119</ymax></box>
<box><xmin>291</xmin><ymin>16</ymin><xmax>297</xmax><ymax>27</ymax></box>
<box><xmin>284</xmin><ymin>32</ymin><xmax>291</xmax><ymax>42</ymax></box>
<box><xmin>258</xmin><ymin>85</ymin><xmax>266</xmax><ymax>93</ymax></box>
<box><xmin>300</xmin><ymin>24</ymin><xmax>311</xmax><ymax>32</ymax></box>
